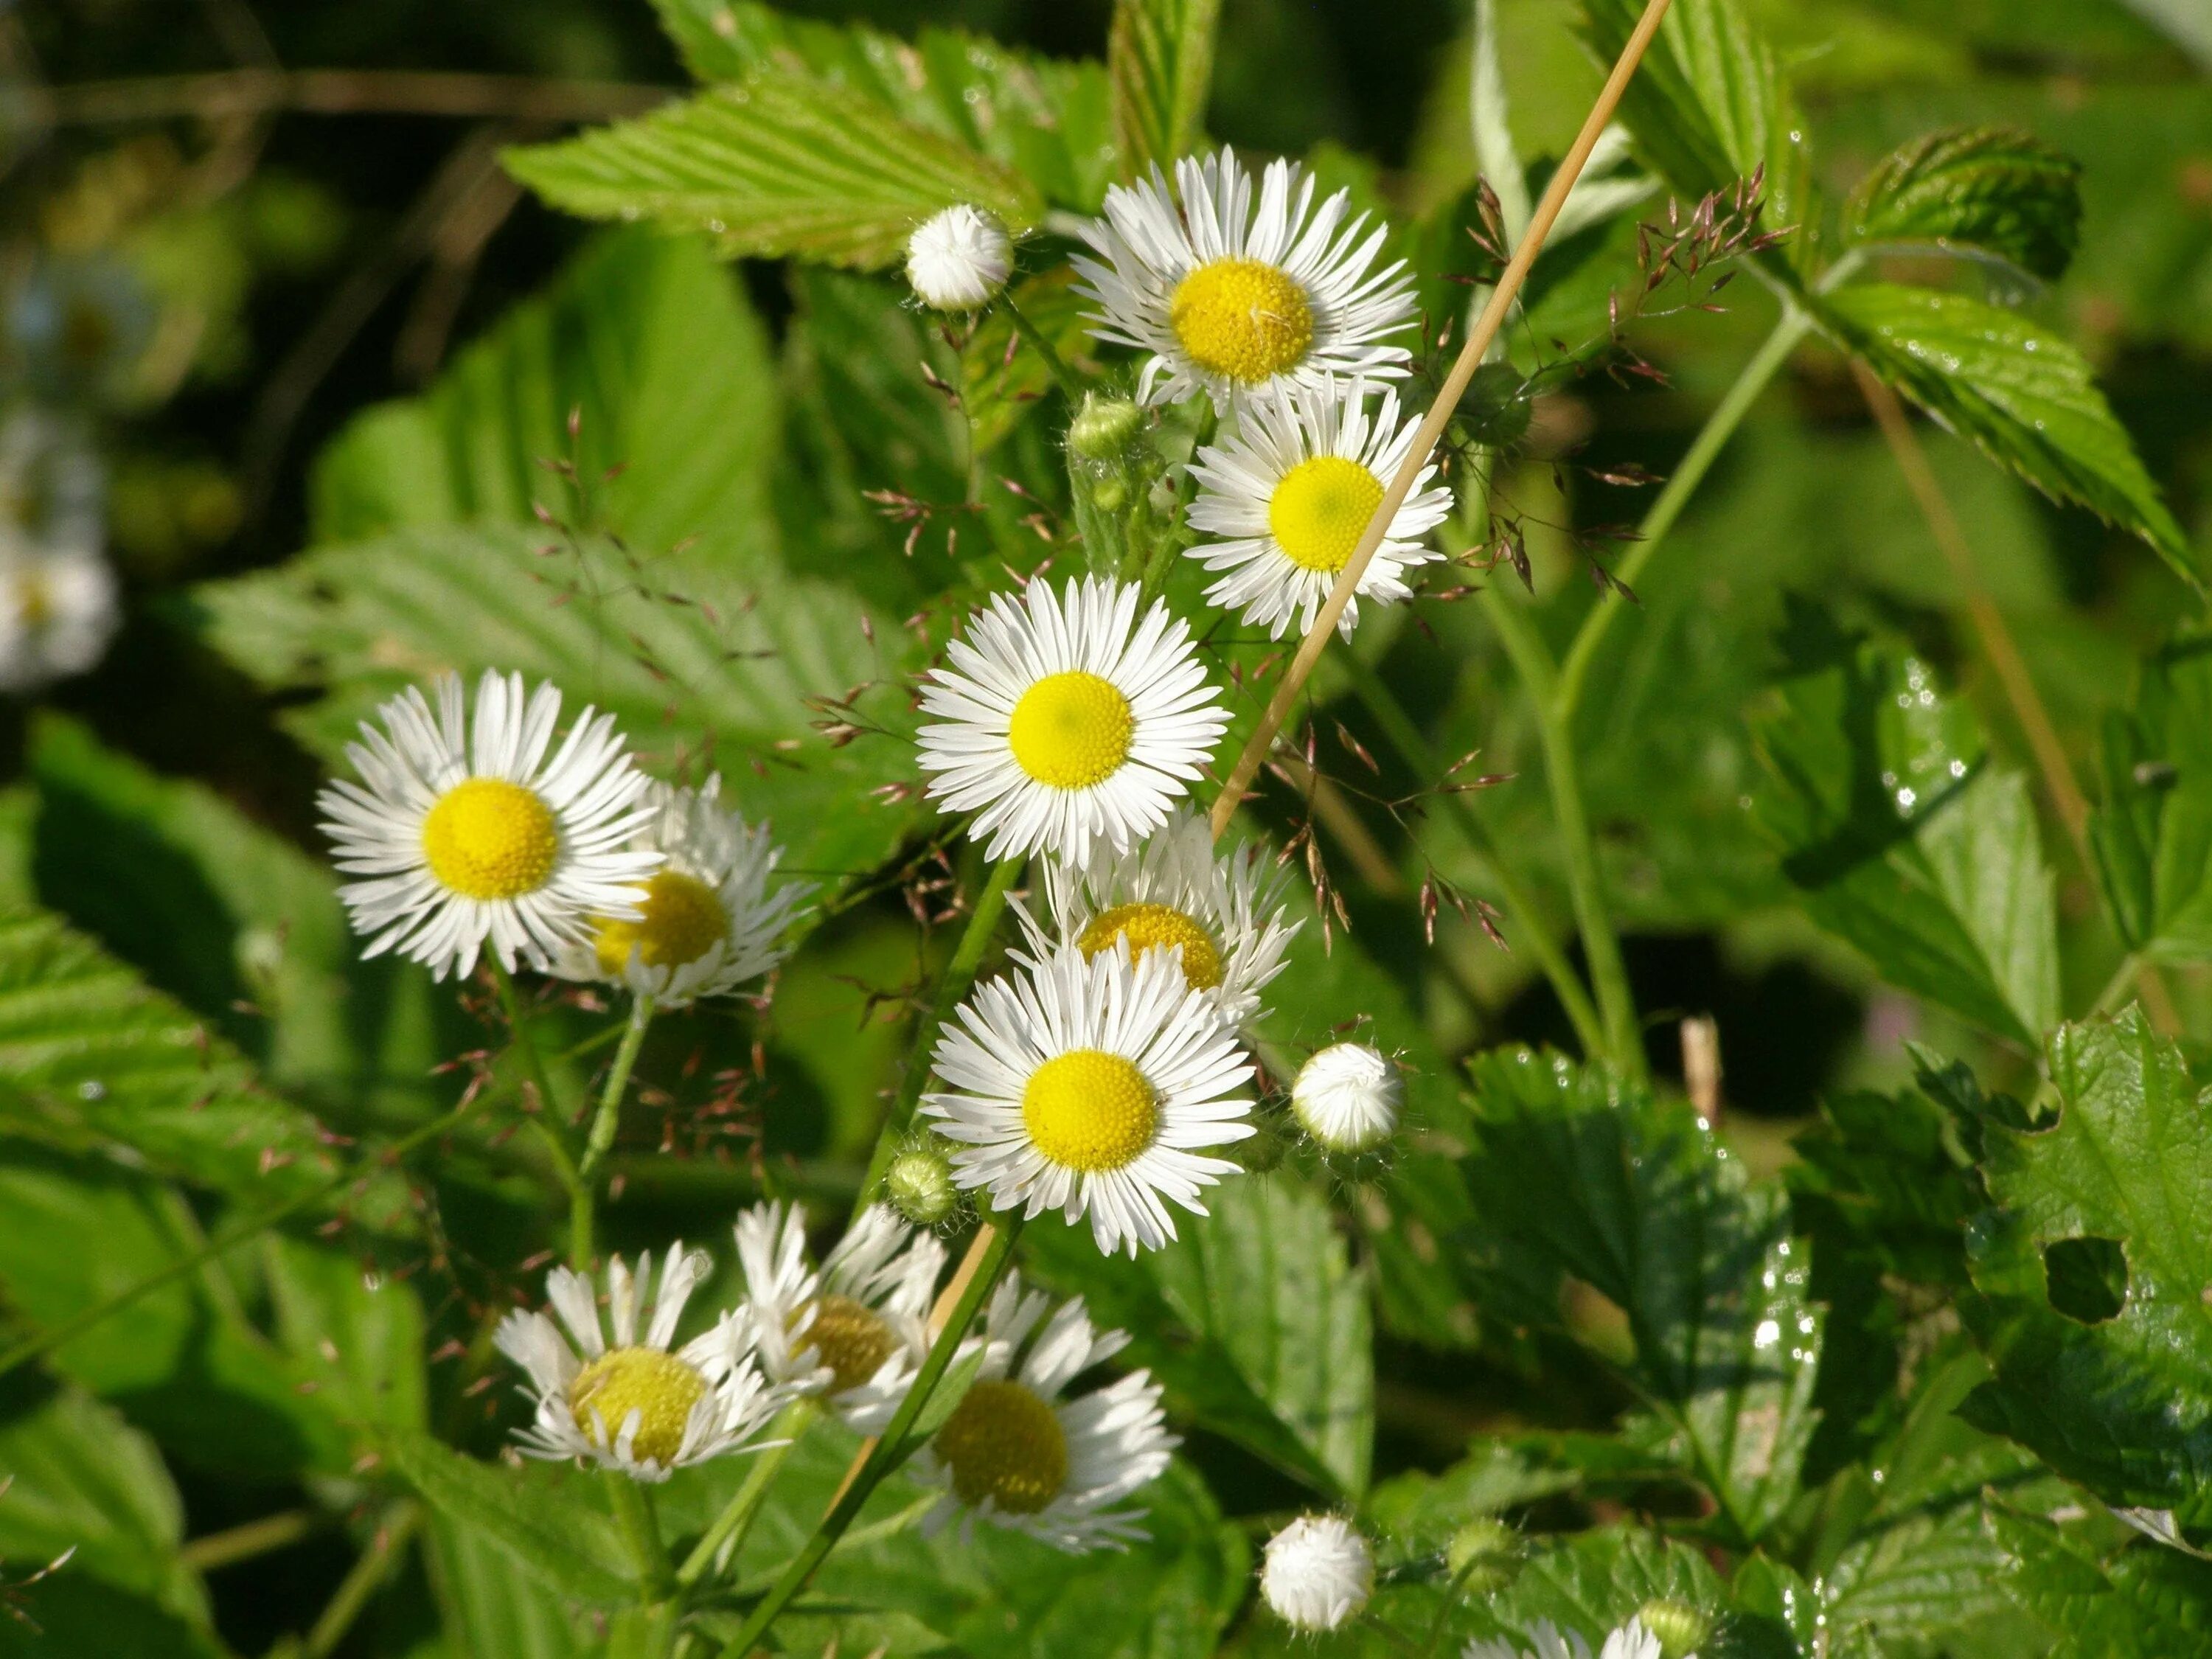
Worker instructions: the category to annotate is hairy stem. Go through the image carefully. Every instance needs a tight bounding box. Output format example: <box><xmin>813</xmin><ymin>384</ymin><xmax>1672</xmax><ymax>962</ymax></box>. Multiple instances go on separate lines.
<box><xmin>610</xmin><ymin>1475</ymin><xmax>673</xmax><ymax>1602</ymax></box>
<box><xmin>490</xmin><ymin>958</ymin><xmax>594</xmax><ymax>1264</ymax></box>
<box><xmin>572</xmin><ymin>993</ymin><xmax>656</xmax><ymax>1261</ymax></box>
<box><xmin>1000</xmin><ymin>294</ymin><xmax>1083</xmax><ymax>400</ymax></box>
<box><xmin>677</xmin><ymin>1399</ymin><xmax>821</xmax><ymax>1591</ymax></box>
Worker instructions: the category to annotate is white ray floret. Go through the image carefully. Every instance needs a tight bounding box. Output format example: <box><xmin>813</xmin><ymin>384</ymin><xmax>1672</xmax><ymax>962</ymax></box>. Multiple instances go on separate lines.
<box><xmin>0</xmin><ymin>408</ymin><xmax>116</xmax><ymax>695</ymax></box>
<box><xmin>731</xmin><ymin>1200</ymin><xmax>950</xmax><ymax>1433</ymax></box>
<box><xmin>549</xmin><ymin>775</ymin><xmax>811</xmax><ymax>1006</ymax></box>
<box><xmin>1014</xmin><ymin>804</ymin><xmax>1297</xmax><ymax>1027</ymax></box>
<box><xmin>916</xmin><ymin>577</ymin><xmax>1228</xmax><ymax>867</ymax></box>
<box><xmin>1072</xmin><ymin>147</ymin><xmax>1416</xmax><ymax>410</ymax></box>
<box><xmin>317</xmin><ymin>670</ymin><xmax>660</xmax><ymax>980</ymax></box>
<box><xmin>907</xmin><ymin>204</ymin><xmax>1014</xmax><ymax>312</ymax></box>
<box><xmin>493</xmin><ymin>1245</ymin><xmax>786</xmax><ymax>1483</ymax></box>
<box><xmin>1187</xmin><ymin>376</ymin><xmax>1451</xmax><ymax>639</ymax></box>
<box><xmin>1291</xmin><ymin>1041</ymin><xmax>1404</xmax><ymax>1154</ymax></box>
<box><xmin>1466</xmin><ymin>1620</ymin><xmax>1666</xmax><ymax>1659</ymax></box>
<box><xmin>1260</xmin><ymin>1514</ymin><xmax>1375</xmax><ymax>1632</ymax></box>
<box><xmin>911</xmin><ymin>1273</ymin><xmax>1174</xmax><ymax>1551</ymax></box>
<box><xmin>922</xmin><ymin>942</ymin><xmax>1255</xmax><ymax>1256</ymax></box>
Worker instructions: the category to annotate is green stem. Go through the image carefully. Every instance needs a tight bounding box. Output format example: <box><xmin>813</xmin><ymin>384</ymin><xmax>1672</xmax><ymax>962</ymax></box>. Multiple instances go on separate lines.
<box><xmin>609</xmin><ymin>1475</ymin><xmax>673</xmax><ymax>1601</ymax></box>
<box><xmin>2090</xmin><ymin>953</ymin><xmax>2148</xmax><ymax>1018</ymax></box>
<box><xmin>1340</xmin><ymin>651</ymin><xmax>1608</xmax><ymax>1060</ymax></box>
<box><xmin>302</xmin><ymin>1503</ymin><xmax>420</xmax><ymax>1659</ymax></box>
<box><xmin>717</xmin><ymin>1219</ymin><xmax>1024</xmax><ymax>1657</ymax></box>
<box><xmin>1000</xmin><ymin>294</ymin><xmax>1083</xmax><ymax>400</ymax></box>
<box><xmin>176</xmin><ymin>1509</ymin><xmax>321</xmax><ymax>1573</ymax></box>
<box><xmin>853</xmin><ymin>855</ymin><xmax>1023</xmax><ymax>1215</ymax></box>
<box><xmin>676</xmin><ymin>1399</ymin><xmax>819</xmax><ymax>1591</ymax></box>
<box><xmin>1481</xmin><ymin>588</ymin><xmax>1644</xmax><ymax>1079</ymax></box>
<box><xmin>1554</xmin><ymin>301</ymin><xmax>1812</xmax><ymax>723</ymax></box>
<box><xmin>573</xmin><ymin>995</ymin><xmax>655</xmax><ymax>1262</ymax></box>
<box><xmin>0</xmin><ymin>1101</ymin><xmax>475</xmax><ymax>1382</ymax></box>
<box><xmin>490</xmin><ymin>958</ymin><xmax>593</xmax><ymax>1264</ymax></box>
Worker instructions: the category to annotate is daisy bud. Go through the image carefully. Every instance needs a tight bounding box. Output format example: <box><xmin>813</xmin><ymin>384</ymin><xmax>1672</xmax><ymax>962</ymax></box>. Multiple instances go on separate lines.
<box><xmin>1444</xmin><ymin>1517</ymin><xmax>1519</xmax><ymax>1593</ymax></box>
<box><xmin>1260</xmin><ymin>1514</ymin><xmax>1373</xmax><ymax>1632</ymax></box>
<box><xmin>906</xmin><ymin>204</ymin><xmax>1012</xmax><ymax>313</ymax></box>
<box><xmin>1291</xmin><ymin>1042</ymin><xmax>1402</xmax><ymax>1154</ymax></box>
<box><xmin>886</xmin><ymin>1141</ymin><xmax>960</xmax><ymax>1228</ymax></box>
<box><xmin>1068</xmin><ymin>392</ymin><xmax>1146</xmax><ymax>464</ymax></box>
<box><xmin>1634</xmin><ymin>1600</ymin><xmax>1709</xmax><ymax>1659</ymax></box>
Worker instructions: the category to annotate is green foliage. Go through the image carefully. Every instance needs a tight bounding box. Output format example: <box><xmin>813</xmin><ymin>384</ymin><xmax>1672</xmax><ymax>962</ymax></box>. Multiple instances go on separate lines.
<box><xmin>504</xmin><ymin>77</ymin><xmax>1043</xmax><ymax>271</ymax></box>
<box><xmin>1993</xmin><ymin>1507</ymin><xmax>2212</xmax><ymax>1655</ymax></box>
<box><xmin>1108</xmin><ymin>0</ymin><xmax>1222</xmax><ymax>176</ymax></box>
<box><xmin>387</xmin><ymin>1432</ymin><xmax>641</xmax><ymax>1609</ymax></box>
<box><xmin>2092</xmin><ymin>634</ymin><xmax>2212</xmax><ymax>958</ymax></box>
<box><xmin>1843</xmin><ymin>126</ymin><xmax>2084</xmax><ymax>279</ymax></box>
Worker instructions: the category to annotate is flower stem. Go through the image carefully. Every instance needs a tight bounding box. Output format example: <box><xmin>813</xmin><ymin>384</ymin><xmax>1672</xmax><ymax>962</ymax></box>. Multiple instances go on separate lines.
<box><xmin>675</xmin><ymin>1399</ymin><xmax>819</xmax><ymax>1592</ymax></box>
<box><xmin>609</xmin><ymin>1474</ymin><xmax>673</xmax><ymax>1601</ymax></box>
<box><xmin>715</xmin><ymin>1218</ymin><xmax>1023</xmax><ymax>1657</ymax></box>
<box><xmin>489</xmin><ymin>957</ymin><xmax>595</xmax><ymax>1265</ymax></box>
<box><xmin>302</xmin><ymin>1502</ymin><xmax>420</xmax><ymax>1659</ymax></box>
<box><xmin>1000</xmin><ymin>294</ymin><xmax>1083</xmax><ymax>400</ymax></box>
<box><xmin>579</xmin><ymin>995</ymin><xmax>656</xmax><ymax>1183</ymax></box>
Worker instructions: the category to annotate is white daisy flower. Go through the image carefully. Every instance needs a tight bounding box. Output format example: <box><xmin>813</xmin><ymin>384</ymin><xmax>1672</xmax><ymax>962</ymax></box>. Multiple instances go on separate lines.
<box><xmin>1187</xmin><ymin>376</ymin><xmax>1452</xmax><ymax>639</ymax></box>
<box><xmin>907</xmin><ymin>204</ymin><xmax>1014</xmax><ymax>312</ymax></box>
<box><xmin>0</xmin><ymin>408</ymin><xmax>105</xmax><ymax>556</ymax></box>
<box><xmin>1291</xmin><ymin>1042</ymin><xmax>1403</xmax><ymax>1154</ymax></box>
<box><xmin>493</xmin><ymin>1245</ymin><xmax>785</xmax><ymax>1483</ymax></box>
<box><xmin>1013</xmin><ymin>805</ymin><xmax>1297</xmax><ymax>1027</ymax></box>
<box><xmin>317</xmin><ymin>671</ymin><xmax>661</xmax><ymax>981</ymax></box>
<box><xmin>549</xmin><ymin>775</ymin><xmax>811</xmax><ymax>1007</ymax></box>
<box><xmin>0</xmin><ymin>543</ymin><xmax>117</xmax><ymax>694</ymax></box>
<box><xmin>922</xmin><ymin>942</ymin><xmax>1255</xmax><ymax>1256</ymax></box>
<box><xmin>1466</xmin><ymin>1620</ymin><xmax>1665</xmax><ymax>1659</ymax></box>
<box><xmin>1261</xmin><ymin>1514</ymin><xmax>1374</xmax><ymax>1632</ymax></box>
<box><xmin>916</xmin><ymin>577</ymin><xmax>1228</xmax><ymax>867</ymax></box>
<box><xmin>731</xmin><ymin>1200</ymin><xmax>949</xmax><ymax>1433</ymax></box>
<box><xmin>1072</xmin><ymin>147</ymin><xmax>1416</xmax><ymax>410</ymax></box>
<box><xmin>912</xmin><ymin>1273</ymin><xmax>1174</xmax><ymax>1552</ymax></box>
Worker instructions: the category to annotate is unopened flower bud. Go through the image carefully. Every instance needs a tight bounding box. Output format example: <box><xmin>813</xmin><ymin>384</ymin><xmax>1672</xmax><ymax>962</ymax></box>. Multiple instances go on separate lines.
<box><xmin>1635</xmin><ymin>1599</ymin><xmax>1710</xmax><ymax>1659</ymax></box>
<box><xmin>1068</xmin><ymin>392</ymin><xmax>1146</xmax><ymax>463</ymax></box>
<box><xmin>1444</xmin><ymin>1517</ymin><xmax>1519</xmax><ymax>1592</ymax></box>
<box><xmin>905</xmin><ymin>205</ymin><xmax>1012</xmax><ymax>312</ymax></box>
<box><xmin>1260</xmin><ymin>1514</ymin><xmax>1372</xmax><ymax>1632</ymax></box>
<box><xmin>1291</xmin><ymin>1042</ymin><xmax>1402</xmax><ymax>1154</ymax></box>
<box><xmin>885</xmin><ymin>1142</ymin><xmax>959</xmax><ymax>1228</ymax></box>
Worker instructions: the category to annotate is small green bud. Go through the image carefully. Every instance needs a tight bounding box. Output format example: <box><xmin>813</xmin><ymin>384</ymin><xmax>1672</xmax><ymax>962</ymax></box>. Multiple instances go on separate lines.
<box><xmin>1068</xmin><ymin>392</ymin><xmax>1146</xmax><ymax>462</ymax></box>
<box><xmin>1090</xmin><ymin>475</ymin><xmax>1128</xmax><ymax>513</ymax></box>
<box><xmin>886</xmin><ymin>1143</ymin><xmax>959</xmax><ymax>1228</ymax></box>
<box><xmin>1635</xmin><ymin>1599</ymin><xmax>1710</xmax><ymax>1659</ymax></box>
<box><xmin>1461</xmin><ymin>361</ymin><xmax>1533</xmax><ymax>448</ymax></box>
<box><xmin>1444</xmin><ymin>1517</ymin><xmax>1518</xmax><ymax>1593</ymax></box>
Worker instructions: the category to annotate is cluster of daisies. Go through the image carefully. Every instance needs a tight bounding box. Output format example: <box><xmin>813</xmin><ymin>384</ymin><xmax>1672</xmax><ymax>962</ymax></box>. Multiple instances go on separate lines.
<box><xmin>0</xmin><ymin>407</ymin><xmax>119</xmax><ymax>695</ymax></box>
<box><xmin>493</xmin><ymin>1202</ymin><xmax>1175</xmax><ymax>1551</ymax></box>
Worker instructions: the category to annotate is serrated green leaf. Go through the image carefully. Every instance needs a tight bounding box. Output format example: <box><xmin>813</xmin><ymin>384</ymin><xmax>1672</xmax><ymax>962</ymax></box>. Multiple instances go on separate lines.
<box><xmin>1108</xmin><ymin>0</ymin><xmax>1220</xmax><ymax>176</ymax></box>
<box><xmin>0</xmin><ymin>1574</ymin><xmax>229</xmax><ymax>1659</ymax></box>
<box><xmin>1363</xmin><ymin>1439</ymin><xmax>1582</xmax><ymax>1555</ymax></box>
<box><xmin>504</xmin><ymin>77</ymin><xmax>1042</xmax><ymax>272</ymax></box>
<box><xmin>1812</xmin><ymin>283</ymin><xmax>2194</xmax><ymax>586</ymax></box>
<box><xmin>422</xmin><ymin>1509</ymin><xmax>599</xmax><ymax>1659</ymax></box>
<box><xmin>1992</xmin><ymin>1506</ymin><xmax>2212</xmax><ymax>1656</ymax></box>
<box><xmin>386</xmin><ymin>1432</ymin><xmax>637</xmax><ymax>1610</ymax></box>
<box><xmin>2092</xmin><ymin>633</ymin><xmax>2212</xmax><ymax>957</ymax></box>
<box><xmin>1843</xmin><ymin>126</ymin><xmax>2083</xmax><ymax>279</ymax></box>
<box><xmin>1958</xmin><ymin>1009</ymin><xmax>2212</xmax><ymax>1512</ymax></box>
<box><xmin>262</xmin><ymin>1234</ymin><xmax>426</xmax><ymax>1435</ymax></box>
<box><xmin>1464</xmin><ymin>1526</ymin><xmax>1729</xmax><ymax>1651</ymax></box>
<box><xmin>1750</xmin><ymin>606</ymin><xmax>2059</xmax><ymax>1046</ymax></box>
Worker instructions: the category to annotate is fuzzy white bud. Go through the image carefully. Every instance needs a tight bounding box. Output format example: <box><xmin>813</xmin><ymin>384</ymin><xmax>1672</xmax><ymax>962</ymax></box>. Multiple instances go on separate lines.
<box><xmin>1260</xmin><ymin>1514</ymin><xmax>1373</xmax><ymax>1632</ymax></box>
<box><xmin>905</xmin><ymin>205</ymin><xmax>1012</xmax><ymax>312</ymax></box>
<box><xmin>1290</xmin><ymin>1042</ymin><xmax>1402</xmax><ymax>1153</ymax></box>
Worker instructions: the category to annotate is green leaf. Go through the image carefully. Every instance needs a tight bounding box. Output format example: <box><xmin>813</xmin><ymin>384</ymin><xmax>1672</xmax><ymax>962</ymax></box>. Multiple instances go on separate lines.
<box><xmin>1465</xmin><ymin>1526</ymin><xmax>1729</xmax><ymax>1651</ymax></box>
<box><xmin>1750</xmin><ymin>606</ymin><xmax>2059</xmax><ymax>1047</ymax></box>
<box><xmin>1027</xmin><ymin>1169</ymin><xmax>1374</xmax><ymax>1498</ymax></box>
<box><xmin>262</xmin><ymin>1234</ymin><xmax>426</xmax><ymax>1434</ymax></box>
<box><xmin>421</xmin><ymin>1508</ymin><xmax>600</xmax><ymax>1659</ymax></box>
<box><xmin>1843</xmin><ymin>126</ymin><xmax>2083</xmax><ymax>279</ymax></box>
<box><xmin>647</xmin><ymin>2</ymin><xmax>1113</xmax><ymax>212</ymax></box>
<box><xmin>1957</xmin><ymin>1009</ymin><xmax>2212</xmax><ymax>1514</ymax></box>
<box><xmin>385</xmin><ymin>1431</ymin><xmax>636</xmax><ymax>1610</ymax></box>
<box><xmin>504</xmin><ymin>77</ymin><xmax>1042</xmax><ymax>272</ymax></box>
<box><xmin>1458</xmin><ymin>1048</ymin><xmax>1820</xmax><ymax>1543</ymax></box>
<box><xmin>0</xmin><ymin>1575</ymin><xmax>228</xmax><ymax>1659</ymax></box>
<box><xmin>1363</xmin><ymin>1439</ymin><xmax>1582</xmax><ymax>1554</ymax></box>
<box><xmin>1107</xmin><ymin>0</ymin><xmax>1221</xmax><ymax>176</ymax></box>
<box><xmin>1812</xmin><ymin>283</ymin><xmax>2195</xmax><ymax>586</ymax></box>
<box><xmin>2092</xmin><ymin>633</ymin><xmax>2212</xmax><ymax>957</ymax></box>
<box><xmin>1992</xmin><ymin>1506</ymin><xmax>2212</xmax><ymax>1656</ymax></box>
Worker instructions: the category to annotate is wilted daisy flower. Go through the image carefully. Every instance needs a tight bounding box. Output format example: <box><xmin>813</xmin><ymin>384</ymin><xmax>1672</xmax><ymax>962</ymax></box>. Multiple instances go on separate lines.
<box><xmin>318</xmin><ymin>672</ymin><xmax>660</xmax><ymax>980</ymax></box>
<box><xmin>1187</xmin><ymin>377</ymin><xmax>1450</xmax><ymax>639</ymax></box>
<box><xmin>494</xmin><ymin>1245</ymin><xmax>784</xmax><ymax>1483</ymax></box>
<box><xmin>908</xmin><ymin>204</ymin><xmax>1014</xmax><ymax>312</ymax></box>
<box><xmin>917</xmin><ymin>577</ymin><xmax>1228</xmax><ymax>867</ymax></box>
<box><xmin>0</xmin><ymin>543</ymin><xmax>117</xmax><ymax>694</ymax></box>
<box><xmin>550</xmin><ymin>775</ymin><xmax>810</xmax><ymax>1006</ymax></box>
<box><xmin>1073</xmin><ymin>148</ymin><xmax>1415</xmax><ymax>409</ymax></box>
<box><xmin>731</xmin><ymin>1201</ymin><xmax>948</xmax><ymax>1433</ymax></box>
<box><xmin>1014</xmin><ymin>805</ymin><xmax>1297</xmax><ymax>1027</ymax></box>
<box><xmin>922</xmin><ymin>942</ymin><xmax>1254</xmax><ymax>1256</ymax></box>
<box><xmin>913</xmin><ymin>1274</ymin><xmax>1173</xmax><ymax>1551</ymax></box>
<box><xmin>1466</xmin><ymin>1620</ymin><xmax>1664</xmax><ymax>1659</ymax></box>
<box><xmin>1291</xmin><ymin>1042</ymin><xmax>1402</xmax><ymax>1154</ymax></box>
<box><xmin>1261</xmin><ymin>1514</ymin><xmax>1374</xmax><ymax>1632</ymax></box>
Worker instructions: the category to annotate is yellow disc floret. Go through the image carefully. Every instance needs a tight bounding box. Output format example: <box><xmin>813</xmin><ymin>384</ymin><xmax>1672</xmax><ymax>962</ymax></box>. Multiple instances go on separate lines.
<box><xmin>1079</xmin><ymin>902</ymin><xmax>1224</xmax><ymax>991</ymax></box>
<box><xmin>1268</xmin><ymin>455</ymin><xmax>1384</xmax><ymax>574</ymax></box>
<box><xmin>1022</xmin><ymin>1048</ymin><xmax>1158</xmax><ymax>1173</ymax></box>
<box><xmin>11</xmin><ymin>570</ymin><xmax>51</xmax><ymax>630</ymax></box>
<box><xmin>592</xmin><ymin>869</ymin><xmax>728</xmax><ymax>976</ymax></box>
<box><xmin>799</xmin><ymin>1293</ymin><xmax>899</xmax><ymax>1393</ymax></box>
<box><xmin>420</xmin><ymin>778</ymin><xmax>560</xmax><ymax>900</ymax></box>
<box><xmin>1007</xmin><ymin>671</ymin><xmax>1134</xmax><ymax>790</ymax></box>
<box><xmin>567</xmin><ymin>1346</ymin><xmax>706</xmax><ymax>1467</ymax></box>
<box><xmin>1169</xmin><ymin>258</ymin><xmax>1315</xmax><ymax>385</ymax></box>
<box><xmin>933</xmin><ymin>1378</ymin><xmax>1069</xmax><ymax>1514</ymax></box>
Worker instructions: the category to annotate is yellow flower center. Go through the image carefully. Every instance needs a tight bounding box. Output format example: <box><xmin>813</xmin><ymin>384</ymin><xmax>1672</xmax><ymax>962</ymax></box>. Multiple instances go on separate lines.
<box><xmin>1006</xmin><ymin>671</ymin><xmax>1134</xmax><ymax>790</ymax></box>
<box><xmin>799</xmin><ymin>1293</ymin><xmax>898</xmax><ymax>1393</ymax></box>
<box><xmin>1169</xmin><ymin>257</ymin><xmax>1314</xmax><ymax>385</ymax></box>
<box><xmin>1268</xmin><ymin>455</ymin><xmax>1384</xmax><ymax>574</ymax></box>
<box><xmin>592</xmin><ymin>870</ymin><xmax>728</xmax><ymax>976</ymax></box>
<box><xmin>1021</xmin><ymin>1048</ymin><xmax>1158</xmax><ymax>1173</ymax></box>
<box><xmin>934</xmin><ymin>1378</ymin><xmax>1068</xmax><ymax>1514</ymax></box>
<box><xmin>567</xmin><ymin>1346</ymin><xmax>706</xmax><ymax>1467</ymax></box>
<box><xmin>419</xmin><ymin>778</ymin><xmax>560</xmax><ymax>901</ymax></box>
<box><xmin>1079</xmin><ymin>902</ymin><xmax>1224</xmax><ymax>991</ymax></box>
<box><xmin>12</xmin><ymin>570</ymin><xmax>52</xmax><ymax>630</ymax></box>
